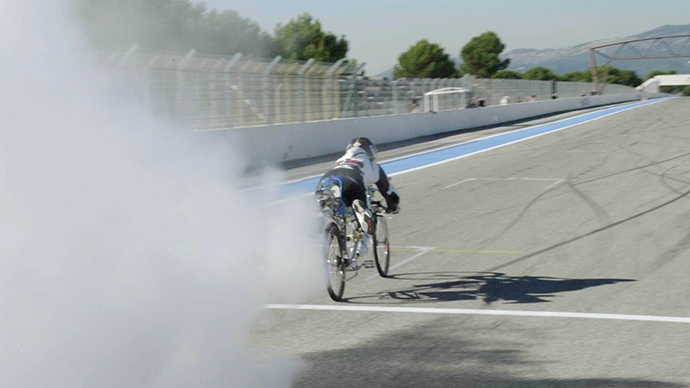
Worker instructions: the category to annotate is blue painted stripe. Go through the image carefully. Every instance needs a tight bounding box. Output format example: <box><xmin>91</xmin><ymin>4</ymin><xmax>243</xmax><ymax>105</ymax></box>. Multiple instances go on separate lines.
<box><xmin>281</xmin><ymin>98</ymin><xmax>669</xmax><ymax>197</ymax></box>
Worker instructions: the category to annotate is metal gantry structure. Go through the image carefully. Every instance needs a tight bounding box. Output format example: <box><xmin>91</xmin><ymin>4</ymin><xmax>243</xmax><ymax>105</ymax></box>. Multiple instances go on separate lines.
<box><xmin>589</xmin><ymin>35</ymin><xmax>690</xmax><ymax>93</ymax></box>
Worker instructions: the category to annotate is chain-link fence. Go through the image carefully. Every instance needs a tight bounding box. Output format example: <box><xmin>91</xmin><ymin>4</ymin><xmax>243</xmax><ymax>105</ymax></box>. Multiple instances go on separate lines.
<box><xmin>101</xmin><ymin>46</ymin><xmax>638</xmax><ymax>130</ymax></box>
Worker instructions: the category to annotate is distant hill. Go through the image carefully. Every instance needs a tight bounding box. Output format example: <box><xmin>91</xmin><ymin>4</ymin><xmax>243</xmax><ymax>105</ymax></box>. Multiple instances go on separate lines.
<box><xmin>503</xmin><ymin>24</ymin><xmax>690</xmax><ymax>77</ymax></box>
<box><xmin>378</xmin><ymin>25</ymin><xmax>690</xmax><ymax>79</ymax></box>
<box><xmin>375</xmin><ymin>68</ymin><xmax>395</xmax><ymax>79</ymax></box>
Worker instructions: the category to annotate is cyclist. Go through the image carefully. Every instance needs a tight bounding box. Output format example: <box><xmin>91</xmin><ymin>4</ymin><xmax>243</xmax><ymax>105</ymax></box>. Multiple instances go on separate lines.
<box><xmin>317</xmin><ymin>137</ymin><xmax>400</xmax><ymax>268</ymax></box>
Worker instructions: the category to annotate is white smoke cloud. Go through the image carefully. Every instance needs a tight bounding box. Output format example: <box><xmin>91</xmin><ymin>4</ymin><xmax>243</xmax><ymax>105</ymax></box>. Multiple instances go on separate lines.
<box><xmin>0</xmin><ymin>1</ymin><xmax>322</xmax><ymax>387</ymax></box>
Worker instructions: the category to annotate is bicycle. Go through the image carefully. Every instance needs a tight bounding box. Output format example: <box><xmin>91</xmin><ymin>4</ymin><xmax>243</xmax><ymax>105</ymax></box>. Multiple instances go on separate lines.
<box><xmin>369</xmin><ymin>188</ymin><xmax>391</xmax><ymax>278</ymax></box>
<box><xmin>315</xmin><ymin>179</ymin><xmax>393</xmax><ymax>301</ymax></box>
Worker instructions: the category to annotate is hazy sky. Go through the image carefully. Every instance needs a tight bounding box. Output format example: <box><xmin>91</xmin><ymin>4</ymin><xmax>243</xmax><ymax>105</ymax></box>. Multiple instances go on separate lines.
<box><xmin>204</xmin><ymin>0</ymin><xmax>690</xmax><ymax>74</ymax></box>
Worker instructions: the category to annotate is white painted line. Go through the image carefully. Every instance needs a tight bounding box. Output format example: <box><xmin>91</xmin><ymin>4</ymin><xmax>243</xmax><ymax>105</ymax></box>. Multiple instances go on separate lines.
<box><xmin>443</xmin><ymin>178</ymin><xmax>476</xmax><ymax>189</ymax></box>
<box><xmin>382</xmin><ymin>101</ymin><xmax>660</xmax><ymax>167</ymax></box>
<box><xmin>444</xmin><ymin>177</ymin><xmax>563</xmax><ymax>190</ymax></box>
<box><xmin>543</xmin><ymin>179</ymin><xmax>565</xmax><ymax>190</ymax></box>
<box><xmin>248</xmin><ymin>99</ymin><xmax>671</xmax><ymax>193</ymax></box>
<box><xmin>365</xmin><ymin>246</ymin><xmax>434</xmax><ymax>281</ymax></box>
<box><xmin>254</xmin><ymin>98</ymin><xmax>672</xmax><ymax>204</ymax></box>
<box><xmin>388</xmin><ymin>97</ymin><xmax>671</xmax><ymax>177</ymax></box>
<box><xmin>388</xmin><ymin>246</ymin><xmax>434</xmax><ymax>271</ymax></box>
<box><xmin>263</xmin><ymin>304</ymin><xmax>690</xmax><ymax>324</ymax></box>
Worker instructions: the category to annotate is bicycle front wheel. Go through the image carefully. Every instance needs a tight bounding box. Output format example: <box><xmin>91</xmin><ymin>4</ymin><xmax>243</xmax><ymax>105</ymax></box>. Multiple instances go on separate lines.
<box><xmin>325</xmin><ymin>224</ymin><xmax>346</xmax><ymax>301</ymax></box>
<box><xmin>373</xmin><ymin>215</ymin><xmax>390</xmax><ymax>277</ymax></box>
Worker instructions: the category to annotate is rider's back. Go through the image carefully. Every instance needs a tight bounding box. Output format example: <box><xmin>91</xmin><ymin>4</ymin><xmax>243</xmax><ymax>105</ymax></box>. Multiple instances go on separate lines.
<box><xmin>335</xmin><ymin>146</ymin><xmax>380</xmax><ymax>186</ymax></box>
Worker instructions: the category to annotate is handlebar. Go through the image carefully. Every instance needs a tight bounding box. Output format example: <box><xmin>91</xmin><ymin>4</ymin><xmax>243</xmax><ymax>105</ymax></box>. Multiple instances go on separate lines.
<box><xmin>371</xmin><ymin>200</ymin><xmax>390</xmax><ymax>214</ymax></box>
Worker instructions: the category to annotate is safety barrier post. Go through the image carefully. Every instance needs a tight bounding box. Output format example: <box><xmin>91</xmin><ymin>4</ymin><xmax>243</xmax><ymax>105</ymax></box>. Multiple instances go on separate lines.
<box><xmin>176</xmin><ymin>49</ymin><xmax>196</xmax><ymax>120</ymax></box>
<box><xmin>326</xmin><ymin>59</ymin><xmax>346</xmax><ymax>120</ymax></box>
<box><xmin>341</xmin><ymin>63</ymin><xmax>365</xmax><ymax>118</ymax></box>
<box><xmin>353</xmin><ymin>63</ymin><xmax>365</xmax><ymax>118</ymax></box>
<box><xmin>392</xmin><ymin>80</ymin><xmax>399</xmax><ymax>114</ymax></box>
<box><xmin>237</xmin><ymin>61</ymin><xmax>255</xmax><ymax>127</ymax></box>
<box><xmin>223</xmin><ymin>53</ymin><xmax>242</xmax><ymax>128</ymax></box>
<box><xmin>116</xmin><ymin>44</ymin><xmax>141</xmax><ymax>105</ymax></box>
<box><xmin>264</xmin><ymin>56</ymin><xmax>282</xmax><ymax>125</ymax></box>
<box><xmin>141</xmin><ymin>52</ymin><xmax>160</xmax><ymax>112</ymax></box>
<box><xmin>408</xmin><ymin>79</ymin><xmax>417</xmax><ymax>112</ymax></box>
<box><xmin>299</xmin><ymin>59</ymin><xmax>315</xmax><ymax>122</ymax></box>
<box><xmin>422</xmin><ymin>79</ymin><xmax>431</xmax><ymax>95</ymax></box>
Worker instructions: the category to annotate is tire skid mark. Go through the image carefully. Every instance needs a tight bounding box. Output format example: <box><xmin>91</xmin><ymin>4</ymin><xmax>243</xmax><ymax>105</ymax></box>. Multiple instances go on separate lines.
<box><xmin>485</xmin><ymin>186</ymin><xmax>690</xmax><ymax>272</ymax></box>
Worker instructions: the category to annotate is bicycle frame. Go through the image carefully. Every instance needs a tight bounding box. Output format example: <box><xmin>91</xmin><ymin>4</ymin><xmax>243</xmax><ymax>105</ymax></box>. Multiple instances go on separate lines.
<box><xmin>316</xmin><ymin>178</ymin><xmax>393</xmax><ymax>299</ymax></box>
<box><xmin>316</xmin><ymin>179</ymin><xmax>364</xmax><ymax>271</ymax></box>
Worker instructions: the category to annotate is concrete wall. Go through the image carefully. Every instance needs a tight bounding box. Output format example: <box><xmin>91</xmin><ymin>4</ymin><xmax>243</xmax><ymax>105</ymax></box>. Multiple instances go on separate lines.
<box><xmin>207</xmin><ymin>93</ymin><xmax>666</xmax><ymax>165</ymax></box>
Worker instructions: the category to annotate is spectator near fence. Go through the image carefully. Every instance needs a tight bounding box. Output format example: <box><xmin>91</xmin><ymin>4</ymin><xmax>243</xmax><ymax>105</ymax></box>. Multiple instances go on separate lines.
<box><xmin>409</xmin><ymin>98</ymin><xmax>420</xmax><ymax>113</ymax></box>
<box><xmin>467</xmin><ymin>97</ymin><xmax>486</xmax><ymax>108</ymax></box>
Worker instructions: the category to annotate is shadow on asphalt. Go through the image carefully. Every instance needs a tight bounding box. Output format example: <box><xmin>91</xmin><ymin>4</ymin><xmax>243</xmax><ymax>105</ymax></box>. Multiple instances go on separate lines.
<box><xmin>293</xmin><ymin>324</ymin><xmax>683</xmax><ymax>388</ymax></box>
<box><xmin>343</xmin><ymin>272</ymin><xmax>635</xmax><ymax>304</ymax></box>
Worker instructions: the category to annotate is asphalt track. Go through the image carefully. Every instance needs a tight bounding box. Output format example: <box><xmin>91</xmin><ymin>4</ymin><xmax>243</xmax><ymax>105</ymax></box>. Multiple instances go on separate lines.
<box><xmin>253</xmin><ymin>98</ymin><xmax>690</xmax><ymax>387</ymax></box>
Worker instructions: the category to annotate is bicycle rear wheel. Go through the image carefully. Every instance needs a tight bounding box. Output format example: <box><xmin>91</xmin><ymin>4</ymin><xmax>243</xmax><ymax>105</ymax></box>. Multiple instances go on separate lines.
<box><xmin>373</xmin><ymin>215</ymin><xmax>390</xmax><ymax>277</ymax></box>
<box><xmin>325</xmin><ymin>224</ymin><xmax>346</xmax><ymax>301</ymax></box>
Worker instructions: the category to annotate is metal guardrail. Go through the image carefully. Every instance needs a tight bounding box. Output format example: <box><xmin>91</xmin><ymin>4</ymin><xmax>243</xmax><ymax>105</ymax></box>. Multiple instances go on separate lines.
<box><xmin>102</xmin><ymin>46</ymin><xmax>638</xmax><ymax>130</ymax></box>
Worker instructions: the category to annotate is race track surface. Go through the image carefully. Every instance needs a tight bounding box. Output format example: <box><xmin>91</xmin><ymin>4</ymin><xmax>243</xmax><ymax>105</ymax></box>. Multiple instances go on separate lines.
<box><xmin>253</xmin><ymin>98</ymin><xmax>690</xmax><ymax>387</ymax></box>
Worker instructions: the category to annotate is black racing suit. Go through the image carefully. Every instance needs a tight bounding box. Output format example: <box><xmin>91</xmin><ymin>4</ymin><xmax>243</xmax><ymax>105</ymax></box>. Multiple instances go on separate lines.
<box><xmin>317</xmin><ymin>146</ymin><xmax>400</xmax><ymax>211</ymax></box>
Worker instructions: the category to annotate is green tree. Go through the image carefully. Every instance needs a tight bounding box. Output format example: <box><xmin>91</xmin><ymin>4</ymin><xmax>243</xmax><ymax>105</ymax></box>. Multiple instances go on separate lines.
<box><xmin>684</xmin><ymin>86</ymin><xmax>690</xmax><ymax>97</ymax></box>
<box><xmin>605</xmin><ymin>67</ymin><xmax>643</xmax><ymax>87</ymax></box>
<box><xmin>459</xmin><ymin>31</ymin><xmax>510</xmax><ymax>78</ymax></box>
<box><xmin>393</xmin><ymin>40</ymin><xmax>457</xmax><ymax>78</ymax></box>
<box><xmin>492</xmin><ymin>70</ymin><xmax>522</xmax><ymax>79</ymax></box>
<box><xmin>646</xmin><ymin>70</ymin><xmax>677</xmax><ymax>80</ymax></box>
<box><xmin>563</xmin><ymin>67</ymin><xmax>642</xmax><ymax>87</ymax></box>
<box><xmin>560</xmin><ymin>71</ymin><xmax>588</xmax><ymax>82</ymax></box>
<box><xmin>273</xmin><ymin>13</ymin><xmax>348</xmax><ymax>62</ymax></box>
<box><xmin>522</xmin><ymin>66</ymin><xmax>558</xmax><ymax>81</ymax></box>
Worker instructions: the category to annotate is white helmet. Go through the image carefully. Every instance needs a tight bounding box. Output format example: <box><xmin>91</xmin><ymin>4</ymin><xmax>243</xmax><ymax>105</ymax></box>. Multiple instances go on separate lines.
<box><xmin>347</xmin><ymin>137</ymin><xmax>377</xmax><ymax>160</ymax></box>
